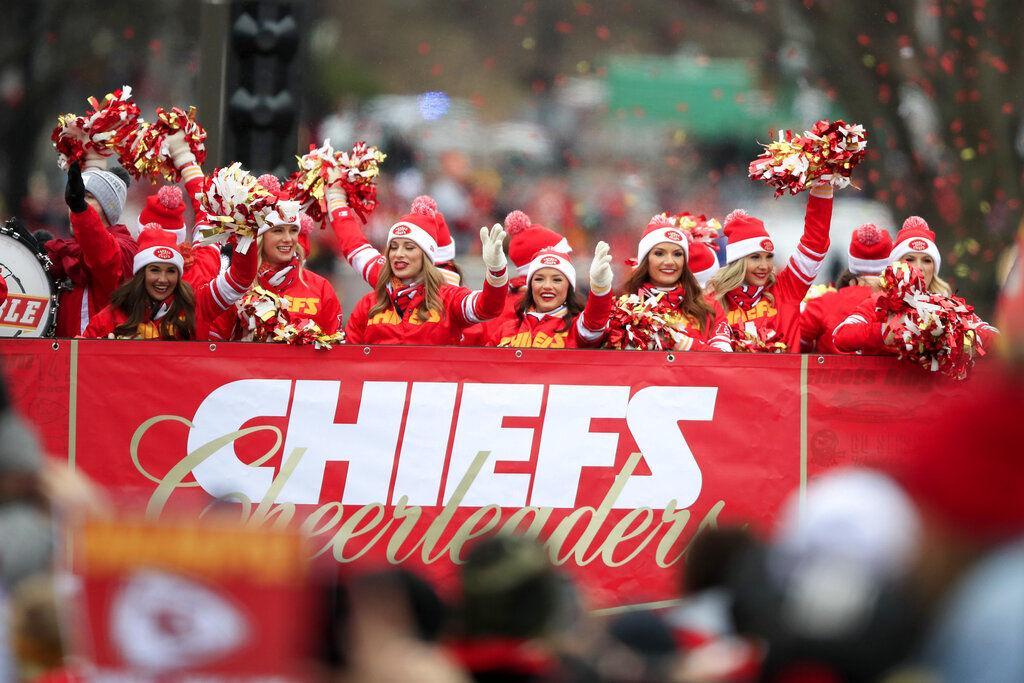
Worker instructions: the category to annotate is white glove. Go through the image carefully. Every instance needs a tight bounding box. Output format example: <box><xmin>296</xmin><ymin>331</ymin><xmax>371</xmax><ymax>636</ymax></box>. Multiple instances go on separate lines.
<box><xmin>480</xmin><ymin>223</ymin><xmax>507</xmax><ymax>271</ymax></box>
<box><xmin>589</xmin><ymin>240</ymin><xmax>613</xmax><ymax>293</ymax></box>
<box><xmin>166</xmin><ymin>130</ymin><xmax>196</xmax><ymax>169</ymax></box>
<box><xmin>809</xmin><ymin>180</ymin><xmax>834</xmax><ymax>198</ymax></box>
<box><xmin>325</xmin><ymin>167</ymin><xmax>348</xmax><ymax>209</ymax></box>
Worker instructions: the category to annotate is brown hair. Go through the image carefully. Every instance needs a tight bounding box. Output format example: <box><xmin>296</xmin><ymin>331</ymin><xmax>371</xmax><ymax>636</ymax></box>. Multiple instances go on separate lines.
<box><xmin>517</xmin><ymin>279</ymin><xmax>585</xmax><ymax>333</ymax></box>
<box><xmin>625</xmin><ymin>254</ymin><xmax>715</xmax><ymax>332</ymax></box>
<box><xmin>368</xmin><ymin>256</ymin><xmax>447</xmax><ymax>323</ymax></box>
<box><xmin>110</xmin><ymin>268</ymin><xmax>196</xmax><ymax>339</ymax></box>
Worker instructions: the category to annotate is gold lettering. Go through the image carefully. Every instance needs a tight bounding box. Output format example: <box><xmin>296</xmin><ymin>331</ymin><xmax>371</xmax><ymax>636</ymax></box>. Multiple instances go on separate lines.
<box><xmin>601</xmin><ymin>507</ymin><xmax>659</xmax><ymax>567</ymax></box>
<box><xmin>330</xmin><ymin>503</ymin><xmax>391</xmax><ymax>562</ymax></box>
<box><xmin>448</xmin><ymin>505</ymin><xmax>503</xmax><ymax>563</ymax></box>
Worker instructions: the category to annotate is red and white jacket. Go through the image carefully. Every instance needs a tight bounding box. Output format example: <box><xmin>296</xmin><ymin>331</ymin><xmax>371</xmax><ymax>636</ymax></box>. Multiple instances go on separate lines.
<box><xmin>209</xmin><ymin>259</ymin><xmax>342</xmax><ymax>341</ymax></box>
<box><xmin>46</xmin><ymin>206</ymin><xmax>138</xmax><ymax>337</ymax></box>
<box><xmin>179</xmin><ymin>163</ymin><xmax>223</xmax><ymax>290</ymax></box>
<box><xmin>832</xmin><ymin>292</ymin><xmax>999</xmax><ymax>354</ymax></box>
<box><xmin>346</xmin><ymin>277</ymin><xmax>508</xmax><ymax>346</ymax></box>
<box><xmin>491</xmin><ymin>290</ymin><xmax>613</xmax><ymax>348</ymax></box>
<box><xmin>721</xmin><ymin>194</ymin><xmax>833</xmax><ymax>352</ymax></box>
<box><xmin>800</xmin><ymin>285</ymin><xmax>875</xmax><ymax>354</ymax></box>
<box><xmin>461</xmin><ymin>282</ymin><xmax>524</xmax><ymax>346</ymax></box>
<box><xmin>82</xmin><ymin>250</ymin><xmax>257</xmax><ymax>340</ymax></box>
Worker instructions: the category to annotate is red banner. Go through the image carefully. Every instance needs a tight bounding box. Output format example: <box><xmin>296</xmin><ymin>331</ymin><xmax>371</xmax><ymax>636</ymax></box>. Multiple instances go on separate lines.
<box><xmin>0</xmin><ymin>339</ymin><xmax>981</xmax><ymax>609</ymax></box>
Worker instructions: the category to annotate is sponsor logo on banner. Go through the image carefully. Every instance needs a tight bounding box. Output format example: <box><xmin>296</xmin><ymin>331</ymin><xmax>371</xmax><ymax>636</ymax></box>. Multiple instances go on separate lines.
<box><xmin>909</xmin><ymin>238</ymin><xmax>930</xmax><ymax>251</ymax></box>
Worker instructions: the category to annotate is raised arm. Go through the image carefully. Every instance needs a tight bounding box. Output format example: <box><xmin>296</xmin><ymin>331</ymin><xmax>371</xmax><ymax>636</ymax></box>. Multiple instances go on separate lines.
<box><xmin>453</xmin><ymin>224</ymin><xmax>509</xmax><ymax>326</ymax></box>
<box><xmin>193</xmin><ymin>237</ymin><xmax>259</xmax><ymax>322</ymax></box>
<box><xmin>66</xmin><ymin>164</ymin><xmax>134</xmax><ymax>297</ymax></box>
<box><xmin>326</xmin><ymin>186</ymin><xmax>385</xmax><ymax>286</ymax></box>
<box><xmin>775</xmin><ymin>186</ymin><xmax>834</xmax><ymax>302</ymax></box>
<box><xmin>574</xmin><ymin>241</ymin><xmax>614</xmax><ymax>346</ymax></box>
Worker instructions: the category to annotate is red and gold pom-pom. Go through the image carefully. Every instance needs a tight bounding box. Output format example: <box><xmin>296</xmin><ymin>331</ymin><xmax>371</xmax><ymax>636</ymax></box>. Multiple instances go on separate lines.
<box><xmin>51</xmin><ymin>86</ymin><xmax>140</xmax><ymax>169</ymax></box>
<box><xmin>119</xmin><ymin>105</ymin><xmax>208</xmax><ymax>182</ymax></box>
<box><xmin>748</xmin><ymin>119</ymin><xmax>868</xmax><ymax>197</ymax></box>
<box><xmin>195</xmin><ymin>163</ymin><xmax>277</xmax><ymax>254</ymax></box>
<box><xmin>272</xmin><ymin>319</ymin><xmax>345</xmax><ymax>349</ymax></box>
<box><xmin>875</xmin><ymin>261</ymin><xmax>988</xmax><ymax>380</ymax></box>
<box><xmin>283</xmin><ymin>140</ymin><xmax>387</xmax><ymax>223</ymax></box>
<box><xmin>731</xmin><ymin>324</ymin><xmax>788</xmax><ymax>353</ymax></box>
<box><xmin>606</xmin><ymin>292</ymin><xmax>685</xmax><ymax>350</ymax></box>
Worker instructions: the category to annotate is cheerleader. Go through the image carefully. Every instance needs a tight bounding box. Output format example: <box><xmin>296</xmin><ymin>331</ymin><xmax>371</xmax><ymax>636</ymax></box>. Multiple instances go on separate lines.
<box><xmin>338</xmin><ymin>194</ymin><xmax>509</xmax><ymax>346</ymax></box>
<box><xmin>832</xmin><ymin>217</ymin><xmax>998</xmax><ymax>353</ymax></box>
<box><xmin>209</xmin><ymin>197</ymin><xmax>343</xmax><ymax>341</ymax></box>
<box><xmin>491</xmin><ymin>242</ymin><xmax>613</xmax><ymax>348</ymax></box>
<box><xmin>801</xmin><ymin>224</ymin><xmax>892</xmax><ymax>354</ymax></box>
<box><xmin>82</xmin><ymin>226</ymin><xmax>256</xmax><ymax>340</ymax></box>
<box><xmin>707</xmin><ymin>187</ymin><xmax>834</xmax><ymax>352</ymax></box>
<box><xmin>460</xmin><ymin>210</ymin><xmax>571</xmax><ymax>346</ymax></box>
<box><xmin>622</xmin><ymin>216</ymin><xmax>732</xmax><ymax>351</ymax></box>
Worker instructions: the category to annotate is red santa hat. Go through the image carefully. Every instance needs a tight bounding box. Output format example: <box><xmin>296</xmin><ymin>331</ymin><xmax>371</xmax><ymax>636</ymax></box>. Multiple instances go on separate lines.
<box><xmin>723</xmin><ymin>209</ymin><xmax>774</xmax><ymax>265</ymax></box>
<box><xmin>689</xmin><ymin>240</ymin><xmax>720</xmax><ymax>287</ymax></box>
<box><xmin>133</xmin><ymin>225</ymin><xmax>184</xmax><ymax>274</ymax></box>
<box><xmin>388</xmin><ymin>196</ymin><xmax>442</xmax><ymax>262</ymax></box>
<box><xmin>138</xmin><ymin>186</ymin><xmax>186</xmax><ymax>243</ymax></box>
<box><xmin>847</xmin><ymin>223</ymin><xmax>894</xmax><ymax>275</ymax></box>
<box><xmin>889</xmin><ymin>216</ymin><xmax>941</xmax><ymax>274</ymax></box>
<box><xmin>525</xmin><ymin>248</ymin><xmax>577</xmax><ymax>288</ymax></box>
<box><xmin>505</xmin><ymin>210</ymin><xmax>571</xmax><ymax>276</ymax></box>
<box><xmin>637</xmin><ymin>214</ymin><xmax>690</xmax><ymax>265</ymax></box>
<box><xmin>411</xmin><ymin>196</ymin><xmax>456</xmax><ymax>263</ymax></box>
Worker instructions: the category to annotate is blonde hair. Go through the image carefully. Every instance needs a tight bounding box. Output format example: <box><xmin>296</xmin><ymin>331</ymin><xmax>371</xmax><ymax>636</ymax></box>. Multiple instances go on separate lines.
<box><xmin>257</xmin><ymin>232</ymin><xmax>307</xmax><ymax>284</ymax></box>
<box><xmin>930</xmin><ymin>274</ymin><xmax>952</xmax><ymax>296</ymax></box>
<box><xmin>707</xmin><ymin>257</ymin><xmax>777</xmax><ymax>311</ymax></box>
<box><xmin>368</xmin><ymin>254</ymin><xmax>447</xmax><ymax>323</ymax></box>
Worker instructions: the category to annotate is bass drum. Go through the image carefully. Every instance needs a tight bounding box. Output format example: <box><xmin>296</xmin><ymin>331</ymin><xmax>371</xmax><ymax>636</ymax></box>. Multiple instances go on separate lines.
<box><xmin>0</xmin><ymin>219</ymin><xmax>58</xmax><ymax>337</ymax></box>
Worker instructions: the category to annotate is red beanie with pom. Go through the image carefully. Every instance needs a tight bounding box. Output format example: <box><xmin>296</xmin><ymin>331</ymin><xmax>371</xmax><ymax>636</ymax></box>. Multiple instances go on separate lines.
<box><xmin>413</xmin><ymin>195</ymin><xmax>456</xmax><ymax>263</ymax></box>
<box><xmin>890</xmin><ymin>216</ymin><xmax>941</xmax><ymax>274</ymax></box>
<box><xmin>847</xmin><ymin>223</ymin><xmax>894</xmax><ymax>275</ymax></box>
<box><xmin>505</xmin><ymin>210</ymin><xmax>571</xmax><ymax>276</ymax></box>
<box><xmin>689</xmin><ymin>240</ymin><xmax>720</xmax><ymax>287</ymax></box>
<box><xmin>138</xmin><ymin>186</ymin><xmax>186</xmax><ymax>243</ymax></box>
<box><xmin>723</xmin><ymin>209</ymin><xmax>772</xmax><ymax>264</ymax></box>
<box><xmin>389</xmin><ymin>196</ymin><xmax>442</xmax><ymax>262</ymax></box>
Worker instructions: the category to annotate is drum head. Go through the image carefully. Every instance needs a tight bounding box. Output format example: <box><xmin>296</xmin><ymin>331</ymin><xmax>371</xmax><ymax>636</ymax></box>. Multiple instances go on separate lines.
<box><xmin>0</xmin><ymin>223</ymin><xmax>56</xmax><ymax>337</ymax></box>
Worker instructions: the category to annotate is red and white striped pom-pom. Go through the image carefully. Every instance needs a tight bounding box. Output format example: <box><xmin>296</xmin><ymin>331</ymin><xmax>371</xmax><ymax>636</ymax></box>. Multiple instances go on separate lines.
<box><xmin>504</xmin><ymin>210</ymin><xmax>532</xmax><ymax>235</ymax></box>
<box><xmin>51</xmin><ymin>86</ymin><xmax>140</xmax><ymax>170</ymax></box>
<box><xmin>196</xmin><ymin>163</ymin><xmax>276</xmax><ymax>254</ymax></box>
<box><xmin>411</xmin><ymin>195</ymin><xmax>438</xmax><ymax>217</ymax></box>
<box><xmin>156</xmin><ymin>185</ymin><xmax>183</xmax><ymax>209</ymax></box>
<box><xmin>283</xmin><ymin>139</ymin><xmax>386</xmax><ymax>223</ymax></box>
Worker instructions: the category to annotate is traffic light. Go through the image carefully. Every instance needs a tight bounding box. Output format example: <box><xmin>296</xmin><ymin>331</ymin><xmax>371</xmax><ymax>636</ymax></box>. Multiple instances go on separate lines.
<box><xmin>221</xmin><ymin>0</ymin><xmax>307</xmax><ymax>177</ymax></box>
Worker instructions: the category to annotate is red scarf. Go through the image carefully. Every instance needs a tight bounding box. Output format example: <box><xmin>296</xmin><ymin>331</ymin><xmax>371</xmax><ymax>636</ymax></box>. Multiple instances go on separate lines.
<box><xmin>46</xmin><ymin>224</ymin><xmax>135</xmax><ymax>287</ymax></box>
<box><xmin>387</xmin><ymin>278</ymin><xmax>425</xmax><ymax>318</ymax></box>
<box><xmin>257</xmin><ymin>257</ymin><xmax>300</xmax><ymax>291</ymax></box>
<box><xmin>638</xmin><ymin>283</ymin><xmax>687</xmax><ymax>308</ymax></box>
<box><xmin>725</xmin><ymin>285</ymin><xmax>766</xmax><ymax>312</ymax></box>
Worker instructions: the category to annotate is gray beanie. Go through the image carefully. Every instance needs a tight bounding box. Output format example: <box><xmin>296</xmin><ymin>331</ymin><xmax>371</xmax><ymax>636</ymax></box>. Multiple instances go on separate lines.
<box><xmin>82</xmin><ymin>169</ymin><xmax>128</xmax><ymax>225</ymax></box>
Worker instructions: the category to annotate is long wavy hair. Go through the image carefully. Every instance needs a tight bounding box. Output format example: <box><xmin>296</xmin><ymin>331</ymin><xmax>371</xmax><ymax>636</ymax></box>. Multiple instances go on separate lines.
<box><xmin>110</xmin><ymin>268</ymin><xmax>195</xmax><ymax>339</ymax></box>
<box><xmin>368</xmin><ymin>252</ymin><xmax>447</xmax><ymax>323</ymax></box>
<box><xmin>517</xmin><ymin>278</ymin><xmax>585</xmax><ymax>333</ymax></box>
<box><xmin>929</xmin><ymin>275</ymin><xmax>952</xmax><ymax>296</ymax></box>
<box><xmin>625</xmin><ymin>254</ymin><xmax>714</xmax><ymax>332</ymax></box>
<box><xmin>707</xmin><ymin>257</ymin><xmax>777</xmax><ymax>311</ymax></box>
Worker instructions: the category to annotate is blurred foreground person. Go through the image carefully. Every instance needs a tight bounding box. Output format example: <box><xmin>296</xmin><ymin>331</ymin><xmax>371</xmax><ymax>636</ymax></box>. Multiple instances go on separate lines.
<box><xmin>890</xmin><ymin>368</ymin><xmax>1024</xmax><ymax>682</ymax></box>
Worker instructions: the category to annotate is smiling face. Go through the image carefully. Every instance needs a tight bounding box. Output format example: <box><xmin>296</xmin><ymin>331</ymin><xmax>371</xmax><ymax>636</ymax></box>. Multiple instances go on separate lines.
<box><xmin>530</xmin><ymin>268</ymin><xmax>570</xmax><ymax>313</ymax></box>
<box><xmin>900</xmin><ymin>252</ymin><xmax>936</xmax><ymax>288</ymax></box>
<box><xmin>261</xmin><ymin>224</ymin><xmax>300</xmax><ymax>266</ymax></box>
<box><xmin>389</xmin><ymin>238</ymin><xmax>425</xmax><ymax>280</ymax></box>
<box><xmin>743</xmin><ymin>251</ymin><xmax>774</xmax><ymax>287</ymax></box>
<box><xmin>144</xmin><ymin>263</ymin><xmax>179</xmax><ymax>302</ymax></box>
<box><xmin>647</xmin><ymin>243</ymin><xmax>687</xmax><ymax>287</ymax></box>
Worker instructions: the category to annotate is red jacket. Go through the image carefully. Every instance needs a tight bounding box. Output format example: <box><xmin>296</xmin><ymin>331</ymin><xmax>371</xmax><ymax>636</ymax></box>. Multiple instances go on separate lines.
<box><xmin>179</xmin><ymin>166</ymin><xmax>223</xmax><ymax>290</ymax></box>
<box><xmin>209</xmin><ymin>261</ymin><xmax>342</xmax><ymax>341</ymax></box>
<box><xmin>491</xmin><ymin>290</ymin><xmax>613</xmax><ymax>348</ymax></box>
<box><xmin>82</xmin><ymin>255</ymin><xmax>256</xmax><ymax>340</ymax></box>
<box><xmin>832</xmin><ymin>292</ymin><xmax>999</xmax><ymax>355</ymax></box>
<box><xmin>346</xmin><ymin>278</ymin><xmax>507</xmax><ymax>346</ymax></box>
<box><xmin>46</xmin><ymin>206</ymin><xmax>138</xmax><ymax>337</ymax></box>
<box><xmin>801</xmin><ymin>285</ymin><xmax>875</xmax><ymax>354</ymax></box>
<box><xmin>328</xmin><ymin>203</ymin><xmax>385</xmax><ymax>287</ymax></box>
<box><xmin>633</xmin><ymin>284</ymin><xmax>733</xmax><ymax>352</ymax></box>
<box><xmin>721</xmin><ymin>194</ymin><xmax>833</xmax><ymax>352</ymax></box>
<box><xmin>461</xmin><ymin>284</ymin><xmax>523</xmax><ymax>346</ymax></box>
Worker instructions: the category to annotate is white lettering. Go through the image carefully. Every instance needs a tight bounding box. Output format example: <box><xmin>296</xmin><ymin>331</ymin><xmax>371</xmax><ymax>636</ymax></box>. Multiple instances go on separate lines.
<box><xmin>392</xmin><ymin>382</ymin><xmax>458</xmax><ymax>505</ymax></box>
<box><xmin>443</xmin><ymin>383</ymin><xmax>543</xmax><ymax>506</ymax></box>
<box><xmin>531</xmin><ymin>385</ymin><xmax>629</xmax><ymax>507</ymax></box>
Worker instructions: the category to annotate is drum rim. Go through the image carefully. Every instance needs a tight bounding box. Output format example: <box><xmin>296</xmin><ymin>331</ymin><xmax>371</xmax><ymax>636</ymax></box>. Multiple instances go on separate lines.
<box><xmin>1</xmin><ymin>218</ymin><xmax>59</xmax><ymax>338</ymax></box>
